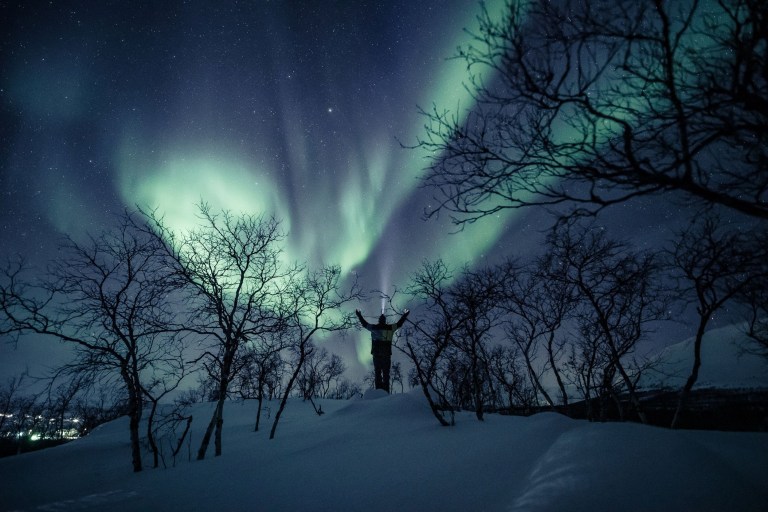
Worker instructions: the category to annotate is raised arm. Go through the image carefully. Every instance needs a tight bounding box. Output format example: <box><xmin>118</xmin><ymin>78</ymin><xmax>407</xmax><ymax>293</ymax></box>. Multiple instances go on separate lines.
<box><xmin>355</xmin><ymin>309</ymin><xmax>369</xmax><ymax>328</ymax></box>
<box><xmin>395</xmin><ymin>309</ymin><xmax>410</xmax><ymax>329</ymax></box>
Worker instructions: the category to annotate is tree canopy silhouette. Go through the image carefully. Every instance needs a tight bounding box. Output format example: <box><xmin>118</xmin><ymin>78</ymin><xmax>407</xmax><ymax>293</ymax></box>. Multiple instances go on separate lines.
<box><xmin>417</xmin><ymin>0</ymin><xmax>768</xmax><ymax>224</ymax></box>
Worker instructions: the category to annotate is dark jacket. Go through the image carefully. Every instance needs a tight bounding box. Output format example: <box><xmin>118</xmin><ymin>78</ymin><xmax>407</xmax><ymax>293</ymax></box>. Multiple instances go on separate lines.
<box><xmin>356</xmin><ymin>310</ymin><xmax>409</xmax><ymax>356</ymax></box>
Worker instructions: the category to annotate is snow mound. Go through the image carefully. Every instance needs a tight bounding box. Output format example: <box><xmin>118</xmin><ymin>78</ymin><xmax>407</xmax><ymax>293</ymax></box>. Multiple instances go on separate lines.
<box><xmin>512</xmin><ymin>422</ymin><xmax>766</xmax><ymax>512</ymax></box>
<box><xmin>362</xmin><ymin>388</ymin><xmax>389</xmax><ymax>400</ymax></box>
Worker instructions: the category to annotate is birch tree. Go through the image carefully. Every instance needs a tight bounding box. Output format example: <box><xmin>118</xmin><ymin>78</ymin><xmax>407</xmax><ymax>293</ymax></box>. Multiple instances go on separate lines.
<box><xmin>0</xmin><ymin>213</ymin><xmax>185</xmax><ymax>471</ymax></box>
<box><xmin>146</xmin><ymin>203</ymin><xmax>293</xmax><ymax>459</ymax></box>
<box><xmin>667</xmin><ymin>214</ymin><xmax>765</xmax><ymax>428</ymax></box>
<box><xmin>417</xmin><ymin>0</ymin><xmax>768</xmax><ymax>224</ymax></box>
<box><xmin>269</xmin><ymin>265</ymin><xmax>360</xmax><ymax>439</ymax></box>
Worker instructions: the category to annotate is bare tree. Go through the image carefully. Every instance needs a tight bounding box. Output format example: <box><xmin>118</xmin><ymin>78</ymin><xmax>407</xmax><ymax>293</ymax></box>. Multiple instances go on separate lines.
<box><xmin>0</xmin><ymin>213</ymin><xmax>186</xmax><ymax>471</ymax></box>
<box><xmin>44</xmin><ymin>374</ymin><xmax>88</xmax><ymax>440</ymax></box>
<box><xmin>401</xmin><ymin>261</ymin><xmax>514</xmax><ymax>423</ymax></box>
<box><xmin>502</xmin><ymin>258</ymin><xmax>576</xmax><ymax>410</ymax></box>
<box><xmin>389</xmin><ymin>361</ymin><xmax>404</xmax><ymax>394</ymax></box>
<box><xmin>71</xmin><ymin>387</ymin><xmax>126</xmax><ymax>438</ymax></box>
<box><xmin>737</xmin><ymin>230</ymin><xmax>768</xmax><ymax>361</ymax></box>
<box><xmin>485</xmin><ymin>345</ymin><xmax>537</xmax><ymax>411</ymax></box>
<box><xmin>0</xmin><ymin>373</ymin><xmax>27</xmax><ymax>438</ymax></box>
<box><xmin>269</xmin><ymin>265</ymin><xmax>361</xmax><ymax>439</ymax></box>
<box><xmin>145</xmin><ymin>202</ymin><xmax>292</xmax><ymax>459</ymax></box>
<box><xmin>416</xmin><ymin>0</ymin><xmax>768</xmax><ymax>224</ymax></box>
<box><xmin>569</xmin><ymin>316</ymin><xmax>622</xmax><ymax>421</ymax></box>
<box><xmin>400</xmin><ymin>260</ymin><xmax>462</xmax><ymax>426</ymax></box>
<box><xmin>0</xmin><ymin>373</ymin><xmax>51</xmax><ymax>453</ymax></box>
<box><xmin>666</xmin><ymin>214</ymin><xmax>765</xmax><ymax>428</ymax></box>
<box><xmin>741</xmin><ymin>285</ymin><xmax>768</xmax><ymax>360</ymax></box>
<box><xmin>447</xmin><ymin>265</ymin><xmax>509</xmax><ymax>421</ymax></box>
<box><xmin>142</xmin><ymin>349</ymin><xmax>189</xmax><ymax>469</ymax></box>
<box><xmin>548</xmin><ymin>220</ymin><xmax>667</xmax><ymax>423</ymax></box>
<box><xmin>10</xmin><ymin>392</ymin><xmax>45</xmax><ymax>455</ymax></box>
<box><xmin>233</xmin><ymin>342</ymin><xmax>284</xmax><ymax>431</ymax></box>
<box><xmin>329</xmin><ymin>378</ymin><xmax>363</xmax><ymax>400</ymax></box>
<box><xmin>298</xmin><ymin>347</ymin><xmax>346</xmax><ymax>400</ymax></box>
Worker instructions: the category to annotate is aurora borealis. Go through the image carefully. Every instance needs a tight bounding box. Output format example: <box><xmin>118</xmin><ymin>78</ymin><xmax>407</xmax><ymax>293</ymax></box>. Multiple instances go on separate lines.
<box><xmin>2</xmin><ymin>0</ymin><xmax>517</xmax><ymax>281</ymax></box>
<box><xmin>2</xmin><ymin>0</ymin><xmax>527</xmax><ymax>371</ymax></box>
<box><xmin>0</xmin><ymin>0</ymin><xmax>733</xmax><ymax>382</ymax></box>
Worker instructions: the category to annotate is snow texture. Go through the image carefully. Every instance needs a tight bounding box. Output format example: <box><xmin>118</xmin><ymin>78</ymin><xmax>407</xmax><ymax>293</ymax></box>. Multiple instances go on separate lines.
<box><xmin>1</xmin><ymin>389</ymin><xmax>766</xmax><ymax>512</ymax></box>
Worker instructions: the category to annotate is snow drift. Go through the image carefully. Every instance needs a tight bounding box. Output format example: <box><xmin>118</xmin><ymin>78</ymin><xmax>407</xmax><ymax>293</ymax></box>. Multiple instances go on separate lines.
<box><xmin>1</xmin><ymin>389</ymin><xmax>766</xmax><ymax>512</ymax></box>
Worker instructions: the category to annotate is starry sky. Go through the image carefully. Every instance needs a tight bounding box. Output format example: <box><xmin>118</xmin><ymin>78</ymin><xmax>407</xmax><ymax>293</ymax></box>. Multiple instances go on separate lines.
<box><xmin>0</xmin><ymin>0</ymin><xmax>686</xmax><ymax>379</ymax></box>
<box><xmin>1</xmin><ymin>0</ymin><xmax>525</xmax><ymax>272</ymax></box>
<box><xmin>1</xmin><ymin>0</ymin><xmax>536</xmax><ymax>375</ymax></box>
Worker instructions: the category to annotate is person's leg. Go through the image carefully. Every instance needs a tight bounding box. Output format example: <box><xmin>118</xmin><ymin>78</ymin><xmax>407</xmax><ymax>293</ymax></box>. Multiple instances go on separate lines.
<box><xmin>382</xmin><ymin>355</ymin><xmax>391</xmax><ymax>393</ymax></box>
<box><xmin>373</xmin><ymin>358</ymin><xmax>383</xmax><ymax>389</ymax></box>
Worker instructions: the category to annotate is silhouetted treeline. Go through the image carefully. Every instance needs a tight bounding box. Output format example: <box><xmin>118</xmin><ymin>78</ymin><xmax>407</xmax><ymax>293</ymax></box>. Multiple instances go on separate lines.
<box><xmin>399</xmin><ymin>217</ymin><xmax>768</xmax><ymax>429</ymax></box>
<box><xmin>1</xmin><ymin>203</ymin><xmax>362</xmax><ymax>471</ymax></box>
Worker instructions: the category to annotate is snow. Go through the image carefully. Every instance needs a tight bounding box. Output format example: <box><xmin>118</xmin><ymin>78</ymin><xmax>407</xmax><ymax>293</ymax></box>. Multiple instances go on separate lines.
<box><xmin>1</xmin><ymin>390</ymin><xmax>767</xmax><ymax>512</ymax></box>
<box><xmin>642</xmin><ymin>324</ymin><xmax>768</xmax><ymax>390</ymax></box>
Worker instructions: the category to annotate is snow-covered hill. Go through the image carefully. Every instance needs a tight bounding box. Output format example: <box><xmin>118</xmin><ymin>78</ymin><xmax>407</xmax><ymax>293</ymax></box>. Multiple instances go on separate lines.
<box><xmin>643</xmin><ymin>324</ymin><xmax>768</xmax><ymax>390</ymax></box>
<box><xmin>1</xmin><ymin>389</ymin><xmax>766</xmax><ymax>512</ymax></box>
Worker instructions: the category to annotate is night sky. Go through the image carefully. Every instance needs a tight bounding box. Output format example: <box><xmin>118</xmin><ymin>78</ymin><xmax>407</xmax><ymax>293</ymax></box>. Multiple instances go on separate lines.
<box><xmin>0</xmin><ymin>1</ymin><xmax>682</xmax><ymax>379</ymax></box>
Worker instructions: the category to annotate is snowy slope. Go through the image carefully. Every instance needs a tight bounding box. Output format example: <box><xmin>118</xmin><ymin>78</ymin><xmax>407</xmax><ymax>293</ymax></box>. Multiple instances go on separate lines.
<box><xmin>642</xmin><ymin>324</ymin><xmax>768</xmax><ymax>390</ymax></box>
<box><xmin>1</xmin><ymin>390</ymin><xmax>767</xmax><ymax>512</ymax></box>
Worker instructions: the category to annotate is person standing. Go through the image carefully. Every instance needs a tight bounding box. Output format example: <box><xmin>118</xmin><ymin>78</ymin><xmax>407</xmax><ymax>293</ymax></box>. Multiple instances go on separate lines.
<box><xmin>355</xmin><ymin>309</ymin><xmax>409</xmax><ymax>393</ymax></box>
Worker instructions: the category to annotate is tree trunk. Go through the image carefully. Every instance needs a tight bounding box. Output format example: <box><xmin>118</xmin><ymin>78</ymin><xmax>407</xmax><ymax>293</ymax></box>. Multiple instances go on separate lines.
<box><xmin>611</xmin><ymin>352</ymin><xmax>648</xmax><ymax>424</ymax></box>
<box><xmin>197</xmin><ymin>398</ymin><xmax>224</xmax><ymax>460</ymax></box>
<box><xmin>547</xmin><ymin>332</ymin><xmax>569</xmax><ymax>411</ymax></box>
<box><xmin>520</xmin><ymin>344</ymin><xmax>555</xmax><ymax>409</ymax></box>
<box><xmin>471</xmin><ymin>349</ymin><xmax>484</xmax><ymax>422</ymax></box>
<box><xmin>254</xmin><ymin>382</ymin><xmax>265</xmax><ymax>432</ymax></box>
<box><xmin>128</xmin><ymin>407</ymin><xmax>143</xmax><ymax>472</ymax></box>
<box><xmin>214</xmin><ymin>403</ymin><xmax>224</xmax><ymax>456</ymax></box>
<box><xmin>598</xmin><ymin>367</ymin><xmax>615</xmax><ymax>422</ymax></box>
<box><xmin>146</xmin><ymin>400</ymin><xmax>160</xmax><ymax>468</ymax></box>
<box><xmin>122</xmin><ymin>370</ymin><xmax>143</xmax><ymax>472</ymax></box>
<box><xmin>198</xmin><ymin>349</ymin><xmax>234</xmax><ymax>459</ymax></box>
<box><xmin>270</xmin><ymin>346</ymin><xmax>307</xmax><ymax>440</ymax></box>
<box><xmin>671</xmin><ymin>317</ymin><xmax>708</xmax><ymax>429</ymax></box>
<box><xmin>407</xmin><ymin>343</ymin><xmax>451</xmax><ymax>426</ymax></box>
<box><xmin>172</xmin><ymin>416</ymin><xmax>193</xmax><ymax>459</ymax></box>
